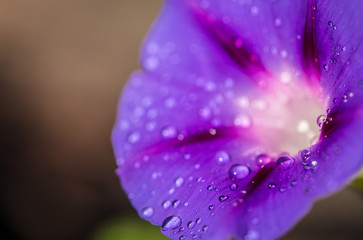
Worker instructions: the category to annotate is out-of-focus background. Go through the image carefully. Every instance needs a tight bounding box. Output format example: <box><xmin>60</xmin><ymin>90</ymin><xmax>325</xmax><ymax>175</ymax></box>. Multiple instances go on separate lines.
<box><xmin>0</xmin><ymin>1</ymin><xmax>362</xmax><ymax>240</ymax></box>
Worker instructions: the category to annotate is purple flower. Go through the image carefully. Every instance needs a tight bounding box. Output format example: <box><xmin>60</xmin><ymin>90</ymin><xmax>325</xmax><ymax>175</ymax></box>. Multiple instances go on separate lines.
<box><xmin>112</xmin><ymin>0</ymin><xmax>363</xmax><ymax>239</ymax></box>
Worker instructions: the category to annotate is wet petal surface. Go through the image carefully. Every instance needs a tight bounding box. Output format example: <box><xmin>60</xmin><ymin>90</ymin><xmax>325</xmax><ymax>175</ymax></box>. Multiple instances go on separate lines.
<box><xmin>112</xmin><ymin>0</ymin><xmax>363</xmax><ymax>239</ymax></box>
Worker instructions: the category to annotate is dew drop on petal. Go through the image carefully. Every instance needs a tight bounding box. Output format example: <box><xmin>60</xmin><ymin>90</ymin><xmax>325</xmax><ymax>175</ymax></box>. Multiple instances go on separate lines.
<box><xmin>172</xmin><ymin>200</ymin><xmax>181</xmax><ymax>208</ymax></box>
<box><xmin>202</xmin><ymin>225</ymin><xmax>209</xmax><ymax>232</ymax></box>
<box><xmin>268</xmin><ymin>183</ymin><xmax>276</xmax><ymax>189</ymax></box>
<box><xmin>141</xmin><ymin>207</ymin><xmax>154</xmax><ymax>218</ymax></box>
<box><xmin>300</xmin><ymin>149</ymin><xmax>311</xmax><ymax>161</ymax></box>
<box><xmin>229</xmin><ymin>183</ymin><xmax>238</xmax><ymax>191</ymax></box>
<box><xmin>255</xmin><ymin>154</ymin><xmax>271</xmax><ymax>167</ymax></box>
<box><xmin>317</xmin><ymin>115</ymin><xmax>327</xmax><ymax>127</ymax></box>
<box><xmin>207</xmin><ymin>185</ymin><xmax>214</xmax><ymax>191</ymax></box>
<box><xmin>161</xmin><ymin>126</ymin><xmax>178</xmax><ymax>139</ymax></box>
<box><xmin>219</xmin><ymin>195</ymin><xmax>229</xmax><ymax>202</ymax></box>
<box><xmin>179</xmin><ymin>235</ymin><xmax>186</xmax><ymax>240</ymax></box>
<box><xmin>162</xmin><ymin>200</ymin><xmax>171</xmax><ymax>209</ymax></box>
<box><xmin>208</xmin><ymin>205</ymin><xmax>214</xmax><ymax>211</ymax></box>
<box><xmin>127</xmin><ymin>131</ymin><xmax>140</xmax><ymax>143</ymax></box>
<box><xmin>228</xmin><ymin>164</ymin><xmax>251</xmax><ymax>180</ymax></box>
<box><xmin>274</xmin><ymin>17</ymin><xmax>282</xmax><ymax>27</ymax></box>
<box><xmin>162</xmin><ymin>216</ymin><xmax>182</xmax><ymax>231</ymax></box>
<box><xmin>214</xmin><ymin>151</ymin><xmax>231</xmax><ymax>165</ymax></box>
<box><xmin>187</xmin><ymin>221</ymin><xmax>196</xmax><ymax>229</ymax></box>
<box><xmin>174</xmin><ymin>177</ymin><xmax>184</xmax><ymax>187</ymax></box>
<box><xmin>276</xmin><ymin>156</ymin><xmax>295</xmax><ymax>170</ymax></box>
<box><xmin>244</xmin><ymin>230</ymin><xmax>260</xmax><ymax>240</ymax></box>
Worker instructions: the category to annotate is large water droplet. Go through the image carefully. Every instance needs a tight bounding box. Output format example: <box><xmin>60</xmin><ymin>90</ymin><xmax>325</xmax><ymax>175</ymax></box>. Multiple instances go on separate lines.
<box><xmin>141</xmin><ymin>207</ymin><xmax>154</xmax><ymax>218</ymax></box>
<box><xmin>214</xmin><ymin>151</ymin><xmax>231</xmax><ymax>165</ymax></box>
<box><xmin>174</xmin><ymin>177</ymin><xmax>184</xmax><ymax>187</ymax></box>
<box><xmin>162</xmin><ymin>216</ymin><xmax>182</xmax><ymax>231</ymax></box>
<box><xmin>317</xmin><ymin>115</ymin><xmax>327</xmax><ymax>127</ymax></box>
<box><xmin>228</xmin><ymin>164</ymin><xmax>251</xmax><ymax>180</ymax></box>
<box><xmin>276</xmin><ymin>156</ymin><xmax>295</xmax><ymax>170</ymax></box>
<box><xmin>255</xmin><ymin>154</ymin><xmax>271</xmax><ymax>167</ymax></box>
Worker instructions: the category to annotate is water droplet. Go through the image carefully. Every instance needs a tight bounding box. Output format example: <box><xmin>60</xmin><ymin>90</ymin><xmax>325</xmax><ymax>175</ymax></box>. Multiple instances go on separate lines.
<box><xmin>323</xmin><ymin>64</ymin><xmax>329</xmax><ymax>72</ymax></box>
<box><xmin>250</xmin><ymin>6</ymin><xmax>259</xmax><ymax>16</ymax></box>
<box><xmin>229</xmin><ymin>183</ymin><xmax>238</xmax><ymax>191</ymax></box>
<box><xmin>279</xmin><ymin>187</ymin><xmax>287</xmax><ymax>193</ymax></box>
<box><xmin>219</xmin><ymin>195</ymin><xmax>229</xmax><ymax>202</ymax></box>
<box><xmin>214</xmin><ymin>151</ymin><xmax>231</xmax><ymax>165</ymax></box>
<box><xmin>268</xmin><ymin>183</ymin><xmax>276</xmax><ymax>189</ymax></box>
<box><xmin>244</xmin><ymin>230</ymin><xmax>260</xmax><ymax>240</ymax></box>
<box><xmin>127</xmin><ymin>131</ymin><xmax>140</xmax><ymax>143</ymax></box>
<box><xmin>144</xmin><ymin>56</ymin><xmax>159</xmax><ymax>70</ymax></box>
<box><xmin>162</xmin><ymin>200</ymin><xmax>171</xmax><ymax>209</ymax></box>
<box><xmin>141</xmin><ymin>207</ymin><xmax>154</xmax><ymax>218</ymax></box>
<box><xmin>274</xmin><ymin>18</ymin><xmax>282</xmax><ymax>27</ymax></box>
<box><xmin>316</xmin><ymin>114</ymin><xmax>327</xmax><ymax>127</ymax></box>
<box><xmin>172</xmin><ymin>200</ymin><xmax>181</xmax><ymax>208</ymax></box>
<box><xmin>179</xmin><ymin>235</ymin><xmax>186</xmax><ymax>240</ymax></box>
<box><xmin>300</xmin><ymin>149</ymin><xmax>311</xmax><ymax>161</ymax></box>
<box><xmin>207</xmin><ymin>185</ymin><xmax>214</xmax><ymax>191</ymax></box>
<box><xmin>161</xmin><ymin>126</ymin><xmax>177</xmax><ymax>139</ymax></box>
<box><xmin>175</xmin><ymin>177</ymin><xmax>184</xmax><ymax>187</ymax></box>
<box><xmin>196</xmin><ymin>218</ymin><xmax>201</xmax><ymax>224</ymax></box>
<box><xmin>328</xmin><ymin>21</ymin><xmax>334</xmax><ymax>28</ymax></box>
<box><xmin>162</xmin><ymin>216</ymin><xmax>182</xmax><ymax>231</ymax></box>
<box><xmin>255</xmin><ymin>154</ymin><xmax>271</xmax><ymax>167</ymax></box>
<box><xmin>291</xmin><ymin>180</ymin><xmax>297</xmax><ymax>186</ymax></box>
<box><xmin>311</xmin><ymin>4</ymin><xmax>317</xmax><ymax>11</ymax></box>
<box><xmin>228</xmin><ymin>164</ymin><xmax>251</xmax><ymax>180</ymax></box>
<box><xmin>183</xmin><ymin>153</ymin><xmax>191</xmax><ymax>160</ymax></box>
<box><xmin>202</xmin><ymin>225</ymin><xmax>209</xmax><ymax>232</ymax></box>
<box><xmin>187</xmin><ymin>221</ymin><xmax>196</xmax><ymax>229</ymax></box>
<box><xmin>276</xmin><ymin>155</ymin><xmax>295</xmax><ymax>170</ymax></box>
<box><xmin>208</xmin><ymin>205</ymin><xmax>214</xmax><ymax>211</ymax></box>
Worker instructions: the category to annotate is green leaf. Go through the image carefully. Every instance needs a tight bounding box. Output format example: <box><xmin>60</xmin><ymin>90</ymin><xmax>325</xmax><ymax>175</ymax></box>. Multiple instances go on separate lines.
<box><xmin>352</xmin><ymin>169</ymin><xmax>363</xmax><ymax>190</ymax></box>
<box><xmin>91</xmin><ymin>216</ymin><xmax>168</xmax><ymax>240</ymax></box>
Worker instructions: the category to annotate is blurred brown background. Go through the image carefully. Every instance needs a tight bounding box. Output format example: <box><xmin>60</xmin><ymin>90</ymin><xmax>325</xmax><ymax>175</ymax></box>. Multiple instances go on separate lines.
<box><xmin>0</xmin><ymin>1</ymin><xmax>362</xmax><ymax>240</ymax></box>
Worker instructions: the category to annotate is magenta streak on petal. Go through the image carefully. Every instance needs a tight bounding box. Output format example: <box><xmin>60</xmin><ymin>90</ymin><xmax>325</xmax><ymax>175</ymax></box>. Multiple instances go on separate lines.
<box><xmin>131</xmin><ymin>126</ymin><xmax>257</xmax><ymax>158</ymax></box>
<box><xmin>302</xmin><ymin>0</ymin><xmax>321</xmax><ymax>85</ymax></box>
<box><xmin>188</xmin><ymin>1</ymin><xmax>271</xmax><ymax>80</ymax></box>
<box><xmin>243</xmin><ymin>162</ymin><xmax>276</xmax><ymax>197</ymax></box>
<box><xmin>320</xmin><ymin>106</ymin><xmax>358</xmax><ymax>140</ymax></box>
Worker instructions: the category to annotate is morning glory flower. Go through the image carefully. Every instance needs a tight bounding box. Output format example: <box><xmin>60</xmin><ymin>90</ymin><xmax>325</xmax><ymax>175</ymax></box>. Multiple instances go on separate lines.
<box><xmin>112</xmin><ymin>0</ymin><xmax>363</xmax><ymax>239</ymax></box>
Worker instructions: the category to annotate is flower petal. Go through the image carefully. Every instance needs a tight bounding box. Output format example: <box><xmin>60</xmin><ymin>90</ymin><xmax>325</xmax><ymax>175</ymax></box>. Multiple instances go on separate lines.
<box><xmin>113</xmin><ymin>0</ymin><xmax>363</xmax><ymax>240</ymax></box>
<box><xmin>315</xmin><ymin>0</ymin><xmax>363</xmax><ymax>106</ymax></box>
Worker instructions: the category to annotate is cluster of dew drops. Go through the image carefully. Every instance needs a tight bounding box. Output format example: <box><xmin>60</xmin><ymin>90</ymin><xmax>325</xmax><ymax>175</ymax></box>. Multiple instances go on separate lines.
<box><xmin>139</xmin><ymin>145</ymin><xmax>325</xmax><ymax>239</ymax></box>
<box><xmin>129</xmin><ymin>11</ymin><xmax>363</xmax><ymax>239</ymax></box>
